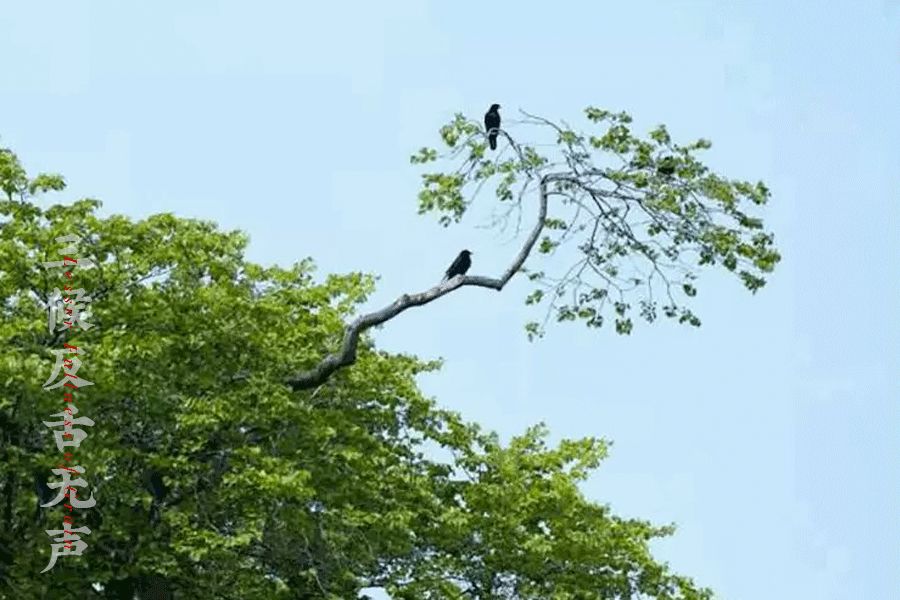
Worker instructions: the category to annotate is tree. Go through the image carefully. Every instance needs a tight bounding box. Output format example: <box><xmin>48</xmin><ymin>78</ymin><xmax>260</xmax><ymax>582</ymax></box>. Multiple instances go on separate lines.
<box><xmin>290</xmin><ymin>107</ymin><xmax>780</xmax><ymax>389</ymax></box>
<box><xmin>0</xmin><ymin>101</ymin><xmax>779</xmax><ymax>598</ymax></box>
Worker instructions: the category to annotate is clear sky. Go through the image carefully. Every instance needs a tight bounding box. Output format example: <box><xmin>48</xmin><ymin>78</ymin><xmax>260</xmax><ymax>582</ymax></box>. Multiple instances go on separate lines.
<box><xmin>3</xmin><ymin>1</ymin><xmax>898</xmax><ymax>598</ymax></box>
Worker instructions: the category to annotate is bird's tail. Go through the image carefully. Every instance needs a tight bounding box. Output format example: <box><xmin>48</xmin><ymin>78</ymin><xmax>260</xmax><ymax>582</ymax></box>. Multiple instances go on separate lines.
<box><xmin>488</xmin><ymin>132</ymin><xmax>497</xmax><ymax>150</ymax></box>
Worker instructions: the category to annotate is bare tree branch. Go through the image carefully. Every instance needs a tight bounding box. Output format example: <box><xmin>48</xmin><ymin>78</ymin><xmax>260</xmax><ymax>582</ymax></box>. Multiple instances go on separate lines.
<box><xmin>286</xmin><ymin>173</ymin><xmax>564</xmax><ymax>391</ymax></box>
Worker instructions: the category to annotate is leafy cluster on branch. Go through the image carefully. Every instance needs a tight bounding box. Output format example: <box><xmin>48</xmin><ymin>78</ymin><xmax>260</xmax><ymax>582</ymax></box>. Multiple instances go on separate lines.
<box><xmin>411</xmin><ymin>107</ymin><xmax>780</xmax><ymax>338</ymax></box>
<box><xmin>0</xmin><ymin>144</ymin><xmax>713</xmax><ymax>598</ymax></box>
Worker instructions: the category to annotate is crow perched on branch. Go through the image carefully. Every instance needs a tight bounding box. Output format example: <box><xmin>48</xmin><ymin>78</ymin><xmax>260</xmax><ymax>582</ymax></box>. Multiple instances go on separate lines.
<box><xmin>484</xmin><ymin>104</ymin><xmax>501</xmax><ymax>150</ymax></box>
<box><xmin>443</xmin><ymin>250</ymin><xmax>473</xmax><ymax>281</ymax></box>
<box><xmin>34</xmin><ymin>471</ymin><xmax>54</xmax><ymax>521</ymax></box>
<box><xmin>657</xmin><ymin>155</ymin><xmax>677</xmax><ymax>178</ymax></box>
<box><xmin>143</xmin><ymin>468</ymin><xmax>167</xmax><ymax>524</ymax></box>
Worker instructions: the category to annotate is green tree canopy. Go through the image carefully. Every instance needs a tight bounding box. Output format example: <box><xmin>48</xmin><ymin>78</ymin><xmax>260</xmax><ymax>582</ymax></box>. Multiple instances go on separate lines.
<box><xmin>0</xmin><ymin>101</ymin><xmax>780</xmax><ymax>598</ymax></box>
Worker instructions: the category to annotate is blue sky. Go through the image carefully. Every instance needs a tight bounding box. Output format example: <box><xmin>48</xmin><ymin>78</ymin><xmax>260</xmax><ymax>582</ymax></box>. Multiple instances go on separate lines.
<box><xmin>3</xmin><ymin>1</ymin><xmax>898</xmax><ymax>598</ymax></box>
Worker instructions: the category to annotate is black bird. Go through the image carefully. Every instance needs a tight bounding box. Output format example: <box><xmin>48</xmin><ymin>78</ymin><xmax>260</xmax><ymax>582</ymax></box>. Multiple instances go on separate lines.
<box><xmin>143</xmin><ymin>468</ymin><xmax>167</xmax><ymax>524</ymax></box>
<box><xmin>657</xmin><ymin>156</ymin><xmax>677</xmax><ymax>178</ymax></box>
<box><xmin>34</xmin><ymin>471</ymin><xmax>54</xmax><ymax>521</ymax></box>
<box><xmin>443</xmin><ymin>250</ymin><xmax>473</xmax><ymax>281</ymax></box>
<box><xmin>484</xmin><ymin>104</ymin><xmax>501</xmax><ymax>150</ymax></box>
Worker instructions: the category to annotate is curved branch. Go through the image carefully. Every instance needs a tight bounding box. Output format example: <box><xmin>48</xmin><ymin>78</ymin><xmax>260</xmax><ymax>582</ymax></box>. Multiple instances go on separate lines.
<box><xmin>286</xmin><ymin>173</ymin><xmax>564</xmax><ymax>391</ymax></box>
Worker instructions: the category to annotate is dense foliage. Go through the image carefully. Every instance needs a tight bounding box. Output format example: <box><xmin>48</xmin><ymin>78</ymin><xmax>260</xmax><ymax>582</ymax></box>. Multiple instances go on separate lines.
<box><xmin>0</xmin><ymin>141</ymin><xmax>716</xmax><ymax>598</ymax></box>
